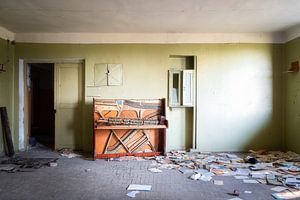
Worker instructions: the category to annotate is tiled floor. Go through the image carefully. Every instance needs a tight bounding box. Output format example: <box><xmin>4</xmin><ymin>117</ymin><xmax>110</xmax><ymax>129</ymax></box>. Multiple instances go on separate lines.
<box><xmin>0</xmin><ymin>148</ymin><xmax>279</xmax><ymax>200</ymax></box>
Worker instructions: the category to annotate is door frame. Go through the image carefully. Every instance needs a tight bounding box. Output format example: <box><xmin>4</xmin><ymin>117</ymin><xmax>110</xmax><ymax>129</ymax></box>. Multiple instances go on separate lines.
<box><xmin>22</xmin><ymin>58</ymin><xmax>85</xmax><ymax>150</ymax></box>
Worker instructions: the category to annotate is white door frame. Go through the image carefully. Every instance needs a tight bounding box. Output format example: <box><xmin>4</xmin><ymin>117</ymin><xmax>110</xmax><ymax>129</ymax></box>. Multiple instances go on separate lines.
<box><xmin>19</xmin><ymin>58</ymin><xmax>84</xmax><ymax>150</ymax></box>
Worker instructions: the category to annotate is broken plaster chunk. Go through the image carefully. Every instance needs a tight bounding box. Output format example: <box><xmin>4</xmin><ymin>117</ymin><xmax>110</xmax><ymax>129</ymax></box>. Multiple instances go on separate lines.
<box><xmin>190</xmin><ymin>173</ymin><xmax>201</xmax><ymax>180</ymax></box>
<box><xmin>48</xmin><ymin>162</ymin><xmax>58</xmax><ymax>167</ymax></box>
<box><xmin>61</xmin><ymin>153</ymin><xmax>81</xmax><ymax>158</ymax></box>
<box><xmin>213</xmin><ymin>180</ymin><xmax>224</xmax><ymax>185</ymax></box>
<box><xmin>148</xmin><ymin>168</ymin><xmax>162</xmax><ymax>173</ymax></box>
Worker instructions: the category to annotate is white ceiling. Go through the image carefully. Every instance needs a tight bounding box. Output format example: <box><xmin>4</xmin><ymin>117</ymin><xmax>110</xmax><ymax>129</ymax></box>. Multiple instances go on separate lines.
<box><xmin>0</xmin><ymin>0</ymin><xmax>300</xmax><ymax>34</ymax></box>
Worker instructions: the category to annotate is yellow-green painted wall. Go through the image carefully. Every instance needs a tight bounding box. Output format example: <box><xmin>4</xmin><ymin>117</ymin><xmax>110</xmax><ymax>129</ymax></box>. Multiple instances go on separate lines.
<box><xmin>13</xmin><ymin>43</ymin><xmax>284</xmax><ymax>153</ymax></box>
<box><xmin>284</xmin><ymin>37</ymin><xmax>300</xmax><ymax>153</ymax></box>
<box><xmin>197</xmin><ymin>44</ymin><xmax>284</xmax><ymax>151</ymax></box>
<box><xmin>0</xmin><ymin>38</ymin><xmax>14</xmax><ymax>155</ymax></box>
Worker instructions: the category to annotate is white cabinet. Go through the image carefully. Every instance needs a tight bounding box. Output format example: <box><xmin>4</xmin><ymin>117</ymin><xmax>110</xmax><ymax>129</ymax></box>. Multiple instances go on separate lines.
<box><xmin>169</xmin><ymin>69</ymin><xmax>194</xmax><ymax>107</ymax></box>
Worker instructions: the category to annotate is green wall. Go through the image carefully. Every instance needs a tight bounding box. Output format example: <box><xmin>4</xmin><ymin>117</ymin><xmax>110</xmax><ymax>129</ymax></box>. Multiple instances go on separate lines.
<box><xmin>13</xmin><ymin>43</ymin><xmax>284</xmax><ymax>152</ymax></box>
<box><xmin>0</xmin><ymin>38</ymin><xmax>14</xmax><ymax>155</ymax></box>
<box><xmin>284</xmin><ymin>37</ymin><xmax>300</xmax><ymax>153</ymax></box>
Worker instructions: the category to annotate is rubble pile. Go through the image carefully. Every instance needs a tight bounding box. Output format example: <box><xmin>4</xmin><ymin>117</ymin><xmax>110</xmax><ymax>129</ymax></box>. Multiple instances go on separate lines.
<box><xmin>58</xmin><ymin>148</ymin><xmax>82</xmax><ymax>158</ymax></box>
<box><xmin>0</xmin><ymin>157</ymin><xmax>58</xmax><ymax>172</ymax></box>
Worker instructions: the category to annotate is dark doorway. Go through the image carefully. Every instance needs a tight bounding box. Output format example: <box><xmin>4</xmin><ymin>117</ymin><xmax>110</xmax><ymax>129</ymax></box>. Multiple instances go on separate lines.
<box><xmin>28</xmin><ymin>63</ymin><xmax>55</xmax><ymax>149</ymax></box>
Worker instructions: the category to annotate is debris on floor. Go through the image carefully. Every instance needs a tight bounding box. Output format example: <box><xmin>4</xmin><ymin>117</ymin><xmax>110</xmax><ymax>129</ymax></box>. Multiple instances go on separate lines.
<box><xmin>109</xmin><ymin>156</ymin><xmax>145</xmax><ymax>162</ymax></box>
<box><xmin>213</xmin><ymin>180</ymin><xmax>224</xmax><ymax>185</ymax></box>
<box><xmin>199</xmin><ymin>172</ymin><xmax>214</xmax><ymax>181</ymax></box>
<box><xmin>227</xmin><ymin>190</ymin><xmax>240</xmax><ymax>196</ymax></box>
<box><xmin>127</xmin><ymin>184</ymin><xmax>152</xmax><ymax>191</ymax></box>
<box><xmin>270</xmin><ymin>186</ymin><xmax>288</xmax><ymax>192</ymax></box>
<box><xmin>58</xmin><ymin>148</ymin><xmax>81</xmax><ymax>158</ymax></box>
<box><xmin>48</xmin><ymin>162</ymin><xmax>58</xmax><ymax>167</ymax></box>
<box><xmin>285</xmin><ymin>177</ymin><xmax>300</xmax><ymax>189</ymax></box>
<box><xmin>272</xmin><ymin>190</ymin><xmax>300</xmax><ymax>200</ymax></box>
<box><xmin>0</xmin><ymin>157</ymin><xmax>58</xmax><ymax>172</ymax></box>
<box><xmin>126</xmin><ymin>191</ymin><xmax>140</xmax><ymax>198</ymax></box>
<box><xmin>0</xmin><ymin>164</ymin><xmax>16</xmax><ymax>172</ymax></box>
<box><xmin>189</xmin><ymin>173</ymin><xmax>201</xmax><ymax>180</ymax></box>
<box><xmin>179</xmin><ymin>167</ymin><xmax>194</xmax><ymax>174</ymax></box>
<box><xmin>108</xmin><ymin>149</ymin><xmax>300</xmax><ymax>198</ymax></box>
<box><xmin>148</xmin><ymin>168</ymin><xmax>162</xmax><ymax>173</ymax></box>
<box><xmin>147</xmin><ymin>150</ymin><xmax>300</xmax><ymax>196</ymax></box>
<box><xmin>267</xmin><ymin>174</ymin><xmax>283</xmax><ymax>186</ymax></box>
<box><xmin>227</xmin><ymin>197</ymin><xmax>243</xmax><ymax>200</ymax></box>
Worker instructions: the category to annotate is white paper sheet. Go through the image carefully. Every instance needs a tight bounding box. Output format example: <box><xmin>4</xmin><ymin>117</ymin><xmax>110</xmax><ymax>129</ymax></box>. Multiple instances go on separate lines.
<box><xmin>127</xmin><ymin>184</ymin><xmax>152</xmax><ymax>191</ymax></box>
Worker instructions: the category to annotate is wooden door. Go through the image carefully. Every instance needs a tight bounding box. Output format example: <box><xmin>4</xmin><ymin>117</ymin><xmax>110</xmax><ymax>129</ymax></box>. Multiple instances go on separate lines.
<box><xmin>55</xmin><ymin>63</ymin><xmax>83</xmax><ymax>150</ymax></box>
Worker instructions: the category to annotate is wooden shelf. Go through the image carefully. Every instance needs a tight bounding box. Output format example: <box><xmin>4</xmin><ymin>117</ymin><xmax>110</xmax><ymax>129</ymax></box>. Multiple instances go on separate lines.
<box><xmin>95</xmin><ymin>125</ymin><xmax>167</xmax><ymax>130</ymax></box>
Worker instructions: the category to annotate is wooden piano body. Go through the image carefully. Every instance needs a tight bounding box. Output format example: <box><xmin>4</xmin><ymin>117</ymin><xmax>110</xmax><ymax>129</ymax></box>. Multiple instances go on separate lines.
<box><xmin>93</xmin><ymin>99</ymin><xmax>168</xmax><ymax>159</ymax></box>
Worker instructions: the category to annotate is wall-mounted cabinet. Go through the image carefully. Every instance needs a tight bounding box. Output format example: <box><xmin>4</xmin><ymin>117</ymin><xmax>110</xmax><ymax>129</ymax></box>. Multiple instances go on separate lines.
<box><xmin>168</xmin><ymin>55</ymin><xmax>197</xmax><ymax>151</ymax></box>
<box><xmin>169</xmin><ymin>69</ymin><xmax>194</xmax><ymax>107</ymax></box>
<box><xmin>168</xmin><ymin>55</ymin><xmax>196</xmax><ymax>108</ymax></box>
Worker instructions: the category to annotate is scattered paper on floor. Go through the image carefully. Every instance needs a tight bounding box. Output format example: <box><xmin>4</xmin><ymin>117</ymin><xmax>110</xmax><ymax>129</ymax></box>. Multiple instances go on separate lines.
<box><xmin>227</xmin><ymin>197</ymin><xmax>243</xmax><ymax>200</ymax></box>
<box><xmin>179</xmin><ymin>167</ymin><xmax>194</xmax><ymax>174</ymax></box>
<box><xmin>115</xmin><ymin>150</ymin><xmax>300</xmax><ymax>191</ymax></box>
<box><xmin>243</xmin><ymin>179</ymin><xmax>259</xmax><ymax>184</ymax></box>
<box><xmin>148</xmin><ymin>168</ymin><xmax>162</xmax><ymax>173</ymax></box>
<box><xmin>127</xmin><ymin>184</ymin><xmax>152</xmax><ymax>191</ymax></box>
<box><xmin>270</xmin><ymin>186</ymin><xmax>288</xmax><ymax>192</ymax></box>
<box><xmin>126</xmin><ymin>191</ymin><xmax>140</xmax><ymax>198</ymax></box>
<box><xmin>272</xmin><ymin>190</ymin><xmax>300</xmax><ymax>200</ymax></box>
<box><xmin>190</xmin><ymin>173</ymin><xmax>201</xmax><ymax>180</ymax></box>
<box><xmin>213</xmin><ymin>180</ymin><xmax>224</xmax><ymax>185</ymax></box>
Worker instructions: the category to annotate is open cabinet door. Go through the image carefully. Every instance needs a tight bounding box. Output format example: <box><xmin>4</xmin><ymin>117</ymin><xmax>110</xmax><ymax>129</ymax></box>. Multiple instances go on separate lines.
<box><xmin>182</xmin><ymin>70</ymin><xmax>194</xmax><ymax>106</ymax></box>
<box><xmin>54</xmin><ymin>63</ymin><xmax>83</xmax><ymax>150</ymax></box>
